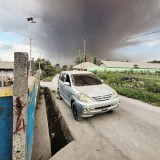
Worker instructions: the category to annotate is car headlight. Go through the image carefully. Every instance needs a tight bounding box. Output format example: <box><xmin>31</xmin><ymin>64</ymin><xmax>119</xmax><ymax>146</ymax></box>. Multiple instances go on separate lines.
<box><xmin>111</xmin><ymin>91</ymin><xmax>118</xmax><ymax>99</ymax></box>
<box><xmin>77</xmin><ymin>93</ymin><xmax>94</xmax><ymax>103</ymax></box>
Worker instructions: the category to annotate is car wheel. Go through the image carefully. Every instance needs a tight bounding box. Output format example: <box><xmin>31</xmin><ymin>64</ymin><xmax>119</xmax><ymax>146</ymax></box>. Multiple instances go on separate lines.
<box><xmin>57</xmin><ymin>89</ymin><xmax>62</xmax><ymax>100</ymax></box>
<box><xmin>72</xmin><ymin>102</ymin><xmax>82</xmax><ymax>121</ymax></box>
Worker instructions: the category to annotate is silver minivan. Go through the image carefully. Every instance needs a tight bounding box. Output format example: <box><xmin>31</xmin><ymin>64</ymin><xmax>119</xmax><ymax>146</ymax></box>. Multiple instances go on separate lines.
<box><xmin>57</xmin><ymin>71</ymin><xmax>120</xmax><ymax>121</ymax></box>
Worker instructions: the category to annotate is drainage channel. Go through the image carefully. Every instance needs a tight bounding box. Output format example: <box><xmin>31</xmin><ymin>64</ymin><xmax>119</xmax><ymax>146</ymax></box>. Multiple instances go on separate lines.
<box><xmin>43</xmin><ymin>87</ymin><xmax>71</xmax><ymax>155</ymax></box>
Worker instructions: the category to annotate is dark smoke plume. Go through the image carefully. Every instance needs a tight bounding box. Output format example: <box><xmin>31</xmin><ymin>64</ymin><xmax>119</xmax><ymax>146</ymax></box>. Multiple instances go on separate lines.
<box><xmin>33</xmin><ymin>0</ymin><xmax>160</xmax><ymax>64</ymax></box>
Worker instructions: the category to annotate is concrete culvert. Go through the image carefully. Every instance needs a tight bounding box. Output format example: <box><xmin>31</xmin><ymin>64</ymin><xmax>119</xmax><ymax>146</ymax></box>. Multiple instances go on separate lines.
<box><xmin>43</xmin><ymin>87</ymin><xmax>73</xmax><ymax>155</ymax></box>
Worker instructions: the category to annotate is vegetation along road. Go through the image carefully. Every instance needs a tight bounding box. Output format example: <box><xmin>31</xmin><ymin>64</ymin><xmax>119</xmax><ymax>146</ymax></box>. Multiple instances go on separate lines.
<box><xmin>41</xmin><ymin>74</ymin><xmax>160</xmax><ymax>160</ymax></box>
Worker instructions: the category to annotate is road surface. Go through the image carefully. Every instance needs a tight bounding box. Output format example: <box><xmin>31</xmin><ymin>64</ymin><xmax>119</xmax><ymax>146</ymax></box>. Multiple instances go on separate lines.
<box><xmin>41</xmin><ymin>75</ymin><xmax>160</xmax><ymax>160</ymax></box>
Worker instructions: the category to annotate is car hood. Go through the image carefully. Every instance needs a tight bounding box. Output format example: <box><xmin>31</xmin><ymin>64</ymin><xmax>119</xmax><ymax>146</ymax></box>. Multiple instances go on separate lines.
<box><xmin>75</xmin><ymin>84</ymin><xmax>114</xmax><ymax>97</ymax></box>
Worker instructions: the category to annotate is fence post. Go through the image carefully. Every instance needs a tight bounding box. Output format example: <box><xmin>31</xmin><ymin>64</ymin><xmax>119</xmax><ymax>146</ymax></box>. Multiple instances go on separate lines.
<box><xmin>1</xmin><ymin>71</ymin><xmax>4</xmax><ymax>87</ymax></box>
<box><xmin>12</xmin><ymin>52</ymin><xmax>28</xmax><ymax>160</ymax></box>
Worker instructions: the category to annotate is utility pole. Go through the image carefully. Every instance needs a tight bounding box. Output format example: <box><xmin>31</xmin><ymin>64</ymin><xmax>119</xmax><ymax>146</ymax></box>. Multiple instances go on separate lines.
<box><xmin>78</xmin><ymin>49</ymin><xmax>82</xmax><ymax>70</ymax></box>
<box><xmin>82</xmin><ymin>38</ymin><xmax>87</xmax><ymax>62</ymax></box>
<box><xmin>39</xmin><ymin>52</ymin><xmax>41</xmax><ymax>74</ymax></box>
<box><xmin>27</xmin><ymin>17</ymin><xmax>36</xmax><ymax>76</ymax></box>
<box><xmin>79</xmin><ymin>49</ymin><xmax>81</xmax><ymax>63</ymax></box>
<box><xmin>82</xmin><ymin>38</ymin><xmax>87</xmax><ymax>70</ymax></box>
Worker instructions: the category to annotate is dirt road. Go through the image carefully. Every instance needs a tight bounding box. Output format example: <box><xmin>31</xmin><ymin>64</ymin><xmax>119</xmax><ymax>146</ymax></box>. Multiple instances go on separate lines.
<box><xmin>41</xmin><ymin>75</ymin><xmax>160</xmax><ymax>160</ymax></box>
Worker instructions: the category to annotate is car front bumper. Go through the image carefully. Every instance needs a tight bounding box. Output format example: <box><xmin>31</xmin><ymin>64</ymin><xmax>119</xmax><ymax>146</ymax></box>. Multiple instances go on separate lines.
<box><xmin>75</xmin><ymin>97</ymin><xmax>120</xmax><ymax>117</ymax></box>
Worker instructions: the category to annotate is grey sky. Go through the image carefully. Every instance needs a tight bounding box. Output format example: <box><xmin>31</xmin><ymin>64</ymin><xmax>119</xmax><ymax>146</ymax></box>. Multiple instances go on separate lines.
<box><xmin>0</xmin><ymin>0</ymin><xmax>160</xmax><ymax>64</ymax></box>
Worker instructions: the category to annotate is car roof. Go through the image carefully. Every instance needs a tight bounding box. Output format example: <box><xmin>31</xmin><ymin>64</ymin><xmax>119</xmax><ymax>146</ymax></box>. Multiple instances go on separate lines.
<box><xmin>60</xmin><ymin>71</ymin><xmax>94</xmax><ymax>75</ymax></box>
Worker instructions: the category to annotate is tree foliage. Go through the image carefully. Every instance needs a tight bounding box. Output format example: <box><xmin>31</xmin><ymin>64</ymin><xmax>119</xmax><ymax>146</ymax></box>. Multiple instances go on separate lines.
<box><xmin>84</xmin><ymin>55</ymin><xmax>87</xmax><ymax>62</ymax></box>
<box><xmin>148</xmin><ymin>60</ymin><xmax>160</xmax><ymax>63</ymax></box>
<box><xmin>133</xmin><ymin>64</ymin><xmax>139</xmax><ymax>69</ymax></box>
<box><xmin>61</xmin><ymin>65</ymin><xmax>68</xmax><ymax>71</ymax></box>
<box><xmin>32</xmin><ymin>58</ymin><xmax>60</xmax><ymax>80</ymax></box>
<box><xmin>93</xmin><ymin>57</ymin><xmax>97</xmax><ymax>64</ymax></box>
<box><xmin>31</xmin><ymin>58</ymin><xmax>72</xmax><ymax>80</ymax></box>
<box><xmin>75</xmin><ymin>55</ymin><xmax>84</xmax><ymax>64</ymax></box>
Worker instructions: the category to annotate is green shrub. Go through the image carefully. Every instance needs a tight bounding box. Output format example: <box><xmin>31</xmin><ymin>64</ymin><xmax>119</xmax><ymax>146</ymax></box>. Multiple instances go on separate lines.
<box><xmin>143</xmin><ymin>80</ymin><xmax>160</xmax><ymax>93</ymax></box>
<box><xmin>95</xmin><ymin>71</ymin><xmax>160</xmax><ymax>106</ymax></box>
<box><xmin>111</xmin><ymin>85</ymin><xmax>160</xmax><ymax>106</ymax></box>
<box><xmin>43</xmin><ymin>76</ymin><xmax>53</xmax><ymax>82</ymax></box>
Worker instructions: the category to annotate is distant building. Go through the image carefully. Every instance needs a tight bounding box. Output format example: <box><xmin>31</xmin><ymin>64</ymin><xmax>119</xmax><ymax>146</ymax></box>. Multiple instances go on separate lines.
<box><xmin>72</xmin><ymin>62</ymin><xmax>100</xmax><ymax>71</ymax></box>
<box><xmin>100</xmin><ymin>61</ymin><xmax>160</xmax><ymax>69</ymax></box>
<box><xmin>87</xmin><ymin>60</ymin><xmax>160</xmax><ymax>73</ymax></box>
<box><xmin>0</xmin><ymin>61</ymin><xmax>14</xmax><ymax>77</ymax></box>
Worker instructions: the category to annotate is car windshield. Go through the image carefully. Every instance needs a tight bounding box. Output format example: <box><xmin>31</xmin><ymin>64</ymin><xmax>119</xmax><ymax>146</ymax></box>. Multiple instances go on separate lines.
<box><xmin>72</xmin><ymin>74</ymin><xmax>102</xmax><ymax>86</ymax></box>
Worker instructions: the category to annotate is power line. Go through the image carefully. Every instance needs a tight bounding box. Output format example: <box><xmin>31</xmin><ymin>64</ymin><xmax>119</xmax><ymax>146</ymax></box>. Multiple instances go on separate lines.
<box><xmin>59</xmin><ymin>28</ymin><xmax>160</xmax><ymax>59</ymax></box>
<box><xmin>84</xmin><ymin>28</ymin><xmax>160</xmax><ymax>53</ymax></box>
<box><xmin>113</xmin><ymin>29</ymin><xmax>160</xmax><ymax>44</ymax></box>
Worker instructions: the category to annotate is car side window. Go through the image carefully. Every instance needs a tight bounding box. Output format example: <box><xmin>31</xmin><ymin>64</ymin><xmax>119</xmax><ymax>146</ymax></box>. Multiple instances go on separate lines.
<box><xmin>65</xmin><ymin>74</ymin><xmax>71</xmax><ymax>84</ymax></box>
<box><xmin>59</xmin><ymin>73</ymin><xmax>63</xmax><ymax>81</ymax></box>
<box><xmin>71</xmin><ymin>75</ymin><xmax>75</xmax><ymax>85</ymax></box>
<box><xmin>59</xmin><ymin>73</ymin><xmax>65</xmax><ymax>82</ymax></box>
<box><xmin>62</xmin><ymin>74</ymin><xmax>66</xmax><ymax>82</ymax></box>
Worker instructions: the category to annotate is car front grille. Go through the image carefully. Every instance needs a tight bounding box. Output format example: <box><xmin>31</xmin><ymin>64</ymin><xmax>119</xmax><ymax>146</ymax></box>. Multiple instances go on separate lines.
<box><xmin>92</xmin><ymin>94</ymin><xmax>112</xmax><ymax>101</ymax></box>
<box><xmin>94</xmin><ymin>105</ymin><xmax>112</xmax><ymax>110</ymax></box>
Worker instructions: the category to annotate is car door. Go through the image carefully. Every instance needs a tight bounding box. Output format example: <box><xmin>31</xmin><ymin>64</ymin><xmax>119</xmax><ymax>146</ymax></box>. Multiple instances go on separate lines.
<box><xmin>63</xmin><ymin>74</ymin><xmax>72</xmax><ymax>104</ymax></box>
<box><xmin>58</xmin><ymin>73</ymin><xmax>65</xmax><ymax>97</ymax></box>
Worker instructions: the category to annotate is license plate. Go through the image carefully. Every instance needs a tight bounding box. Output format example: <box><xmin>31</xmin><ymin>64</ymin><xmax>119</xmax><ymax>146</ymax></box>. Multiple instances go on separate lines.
<box><xmin>102</xmin><ymin>108</ymin><xmax>108</xmax><ymax>111</ymax></box>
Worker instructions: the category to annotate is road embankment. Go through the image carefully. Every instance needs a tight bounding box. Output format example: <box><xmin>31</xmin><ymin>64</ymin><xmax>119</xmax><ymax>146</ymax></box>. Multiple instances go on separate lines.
<box><xmin>48</xmin><ymin>89</ymin><xmax>126</xmax><ymax>160</ymax></box>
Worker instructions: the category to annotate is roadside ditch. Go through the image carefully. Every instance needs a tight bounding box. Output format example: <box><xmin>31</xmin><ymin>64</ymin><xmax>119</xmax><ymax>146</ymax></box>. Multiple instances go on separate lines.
<box><xmin>42</xmin><ymin>87</ymin><xmax>73</xmax><ymax>156</ymax></box>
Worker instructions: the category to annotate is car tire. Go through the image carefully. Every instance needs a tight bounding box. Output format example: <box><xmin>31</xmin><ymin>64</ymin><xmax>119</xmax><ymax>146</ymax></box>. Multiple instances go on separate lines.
<box><xmin>57</xmin><ymin>89</ymin><xmax>62</xmax><ymax>100</ymax></box>
<box><xmin>72</xmin><ymin>102</ymin><xmax>82</xmax><ymax>121</ymax></box>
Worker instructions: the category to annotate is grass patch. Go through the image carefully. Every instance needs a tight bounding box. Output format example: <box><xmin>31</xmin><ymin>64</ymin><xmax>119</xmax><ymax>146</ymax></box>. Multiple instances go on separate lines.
<box><xmin>111</xmin><ymin>85</ymin><xmax>160</xmax><ymax>106</ymax></box>
<box><xmin>43</xmin><ymin>76</ymin><xmax>54</xmax><ymax>82</ymax></box>
<box><xmin>95</xmin><ymin>71</ymin><xmax>160</xmax><ymax>106</ymax></box>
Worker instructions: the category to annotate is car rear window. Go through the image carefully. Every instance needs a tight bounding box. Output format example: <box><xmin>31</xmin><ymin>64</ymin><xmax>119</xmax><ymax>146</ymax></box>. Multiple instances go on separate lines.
<box><xmin>72</xmin><ymin>74</ymin><xmax>102</xmax><ymax>86</ymax></box>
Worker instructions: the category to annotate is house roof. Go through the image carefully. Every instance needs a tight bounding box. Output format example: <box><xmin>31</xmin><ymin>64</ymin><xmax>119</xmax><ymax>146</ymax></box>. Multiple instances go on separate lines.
<box><xmin>61</xmin><ymin>71</ymin><xmax>93</xmax><ymax>75</ymax></box>
<box><xmin>100</xmin><ymin>61</ymin><xmax>160</xmax><ymax>69</ymax></box>
<box><xmin>0</xmin><ymin>61</ymin><xmax>14</xmax><ymax>69</ymax></box>
<box><xmin>72</xmin><ymin>62</ymin><xmax>100</xmax><ymax>70</ymax></box>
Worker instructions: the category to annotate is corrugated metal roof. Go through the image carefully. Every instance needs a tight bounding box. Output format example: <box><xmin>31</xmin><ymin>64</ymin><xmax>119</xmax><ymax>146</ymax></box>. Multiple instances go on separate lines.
<box><xmin>0</xmin><ymin>61</ymin><xmax>14</xmax><ymax>69</ymax></box>
<box><xmin>61</xmin><ymin>71</ymin><xmax>93</xmax><ymax>75</ymax></box>
<box><xmin>72</xmin><ymin>62</ymin><xmax>100</xmax><ymax>70</ymax></box>
<box><xmin>100</xmin><ymin>61</ymin><xmax>160</xmax><ymax>69</ymax></box>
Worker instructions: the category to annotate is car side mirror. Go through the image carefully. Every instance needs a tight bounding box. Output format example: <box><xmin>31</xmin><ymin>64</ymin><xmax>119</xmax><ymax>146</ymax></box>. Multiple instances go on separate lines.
<box><xmin>101</xmin><ymin>79</ymin><xmax>104</xmax><ymax>83</ymax></box>
<box><xmin>64</xmin><ymin>82</ymin><xmax>70</xmax><ymax>86</ymax></box>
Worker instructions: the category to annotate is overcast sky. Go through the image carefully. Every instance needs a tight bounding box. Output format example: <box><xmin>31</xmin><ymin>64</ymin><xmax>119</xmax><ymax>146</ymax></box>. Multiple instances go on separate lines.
<box><xmin>0</xmin><ymin>0</ymin><xmax>160</xmax><ymax>65</ymax></box>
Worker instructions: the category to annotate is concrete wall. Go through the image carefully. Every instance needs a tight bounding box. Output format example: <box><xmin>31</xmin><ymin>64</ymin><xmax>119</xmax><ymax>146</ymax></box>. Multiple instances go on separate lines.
<box><xmin>26</xmin><ymin>80</ymin><xmax>37</xmax><ymax>160</ymax></box>
<box><xmin>0</xmin><ymin>78</ymin><xmax>38</xmax><ymax>160</ymax></box>
<box><xmin>12</xmin><ymin>52</ymin><xmax>40</xmax><ymax>160</ymax></box>
<box><xmin>0</xmin><ymin>88</ymin><xmax>13</xmax><ymax>160</ymax></box>
<box><xmin>0</xmin><ymin>52</ymin><xmax>40</xmax><ymax>160</ymax></box>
